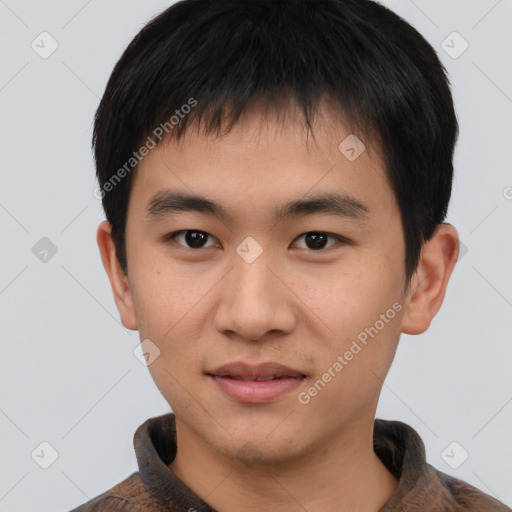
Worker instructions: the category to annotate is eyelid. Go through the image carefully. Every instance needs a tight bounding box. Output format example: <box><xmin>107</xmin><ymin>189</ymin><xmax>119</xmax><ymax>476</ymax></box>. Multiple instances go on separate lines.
<box><xmin>292</xmin><ymin>232</ymin><xmax>348</xmax><ymax>250</ymax></box>
<box><xmin>164</xmin><ymin>230</ymin><xmax>220</xmax><ymax>248</ymax></box>
<box><xmin>164</xmin><ymin>230</ymin><xmax>350</xmax><ymax>250</ymax></box>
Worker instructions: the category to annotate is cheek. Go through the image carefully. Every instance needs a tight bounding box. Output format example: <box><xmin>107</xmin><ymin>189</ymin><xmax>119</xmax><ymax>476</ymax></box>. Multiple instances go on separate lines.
<box><xmin>128</xmin><ymin>259</ymin><xmax>222</xmax><ymax>403</ymax></box>
<box><xmin>299</xmin><ymin>307</ymin><xmax>403</xmax><ymax>421</ymax></box>
<box><xmin>295</xmin><ymin>256</ymin><xmax>401</xmax><ymax>337</ymax></box>
<box><xmin>297</xmin><ymin>255</ymin><xmax>404</xmax><ymax>383</ymax></box>
<box><xmin>128</xmin><ymin>251</ymin><xmax>207</xmax><ymax>337</ymax></box>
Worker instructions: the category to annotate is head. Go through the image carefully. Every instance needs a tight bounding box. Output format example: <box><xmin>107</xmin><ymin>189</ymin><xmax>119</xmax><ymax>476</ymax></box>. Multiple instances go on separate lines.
<box><xmin>95</xmin><ymin>0</ymin><xmax>459</xmax><ymax>465</ymax></box>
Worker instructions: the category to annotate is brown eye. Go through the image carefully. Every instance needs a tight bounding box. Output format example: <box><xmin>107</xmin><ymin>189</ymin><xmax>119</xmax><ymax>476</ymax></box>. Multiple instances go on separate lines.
<box><xmin>293</xmin><ymin>232</ymin><xmax>344</xmax><ymax>251</ymax></box>
<box><xmin>166</xmin><ymin>230</ymin><xmax>219</xmax><ymax>249</ymax></box>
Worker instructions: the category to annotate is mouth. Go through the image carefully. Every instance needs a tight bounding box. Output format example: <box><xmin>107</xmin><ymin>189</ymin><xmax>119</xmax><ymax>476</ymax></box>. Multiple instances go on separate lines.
<box><xmin>206</xmin><ymin>361</ymin><xmax>306</xmax><ymax>380</ymax></box>
<box><xmin>205</xmin><ymin>362</ymin><xmax>306</xmax><ymax>403</ymax></box>
<box><xmin>210</xmin><ymin>375</ymin><xmax>304</xmax><ymax>381</ymax></box>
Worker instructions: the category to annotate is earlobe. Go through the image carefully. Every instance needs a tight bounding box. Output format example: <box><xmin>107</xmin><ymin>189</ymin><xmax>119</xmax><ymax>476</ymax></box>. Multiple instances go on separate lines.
<box><xmin>400</xmin><ymin>223</ymin><xmax>459</xmax><ymax>335</ymax></box>
<box><xmin>96</xmin><ymin>220</ymin><xmax>138</xmax><ymax>331</ymax></box>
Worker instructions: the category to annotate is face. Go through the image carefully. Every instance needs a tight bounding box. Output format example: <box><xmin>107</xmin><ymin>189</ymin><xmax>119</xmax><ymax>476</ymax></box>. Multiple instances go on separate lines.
<box><xmin>110</xmin><ymin>102</ymin><xmax>412</xmax><ymax>464</ymax></box>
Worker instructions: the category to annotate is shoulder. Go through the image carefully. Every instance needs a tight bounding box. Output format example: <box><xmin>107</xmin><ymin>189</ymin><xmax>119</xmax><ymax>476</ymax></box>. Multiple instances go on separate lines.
<box><xmin>67</xmin><ymin>473</ymin><xmax>146</xmax><ymax>512</ymax></box>
<box><xmin>432</xmin><ymin>465</ymin><xmax>511</xmax><ymax>511</ymax></box>
<box><xmin>68</xmin><ymin>493</ymin><xmax>140</xmax><ymax>511</ymax></box>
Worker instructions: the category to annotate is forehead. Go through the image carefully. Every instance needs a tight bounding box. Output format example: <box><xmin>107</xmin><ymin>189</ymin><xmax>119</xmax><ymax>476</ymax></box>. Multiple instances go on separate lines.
<box><xmin>129</xmin><ymin>102</ymin><xmax>395</xmax><ymax>227</ymax></box>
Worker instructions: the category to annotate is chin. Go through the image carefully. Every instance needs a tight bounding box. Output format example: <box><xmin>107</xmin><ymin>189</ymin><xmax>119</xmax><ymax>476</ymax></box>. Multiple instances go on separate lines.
<box><xmin>224</xmin><ymin>438</ymin><xmax>305</xmax><ymax>468</ymax></box>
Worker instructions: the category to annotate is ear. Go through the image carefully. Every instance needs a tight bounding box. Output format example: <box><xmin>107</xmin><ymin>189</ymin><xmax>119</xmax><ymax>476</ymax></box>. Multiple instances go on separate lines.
<box><xmin>96</xmin><ymin>220</ymin><xmax>138</xmax><ymax>331</ymax></box>
<box><xmin>401</xmin><ymin>223</ymin><xmax>459</xmax><ymax>335</ymax></box>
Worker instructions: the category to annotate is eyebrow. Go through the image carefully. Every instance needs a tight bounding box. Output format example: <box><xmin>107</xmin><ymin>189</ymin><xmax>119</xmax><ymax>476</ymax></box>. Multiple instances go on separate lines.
<box><xmin>145</xmin><ymin>190</ymin><xmax>370</xmax><ymax>223</ymax></box>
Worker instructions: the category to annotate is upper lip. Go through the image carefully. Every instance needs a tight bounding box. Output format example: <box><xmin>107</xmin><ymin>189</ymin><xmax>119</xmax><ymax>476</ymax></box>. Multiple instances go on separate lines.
<box><xmin>206</xmin><ymin>362</ymin><xmax>306</xmax><ymax>380</ymax></box>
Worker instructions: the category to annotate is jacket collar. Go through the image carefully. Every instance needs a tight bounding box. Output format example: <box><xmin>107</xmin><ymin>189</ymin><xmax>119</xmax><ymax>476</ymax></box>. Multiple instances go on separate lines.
<box><xmin>132</xmin><ymin>413</ymin><xmax>440</xmax><ymax>511</ymax></box>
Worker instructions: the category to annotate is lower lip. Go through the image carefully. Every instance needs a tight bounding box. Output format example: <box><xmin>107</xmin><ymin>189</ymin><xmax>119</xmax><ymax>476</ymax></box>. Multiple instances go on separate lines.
<box><xmin>207</xmin><ymin>375</ymin><xmax>305</xmax><ymax>404</ymax></box>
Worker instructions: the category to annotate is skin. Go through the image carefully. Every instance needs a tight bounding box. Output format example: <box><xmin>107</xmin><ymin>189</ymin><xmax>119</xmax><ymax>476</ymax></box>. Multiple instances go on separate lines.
<box><xmin>97</xmin><ymin>99</ymin><xmax>459</xmax><ymax>512</ymax></box>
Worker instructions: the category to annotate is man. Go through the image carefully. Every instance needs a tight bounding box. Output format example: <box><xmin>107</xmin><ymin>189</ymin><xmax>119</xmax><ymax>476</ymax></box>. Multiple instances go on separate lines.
<box><xmin>71</xmin><ymin>0</ymin><xmax>511</xmax><ymax>510</ymax></box>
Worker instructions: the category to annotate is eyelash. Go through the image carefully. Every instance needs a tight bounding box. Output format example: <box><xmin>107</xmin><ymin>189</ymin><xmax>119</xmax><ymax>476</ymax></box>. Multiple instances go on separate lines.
<box><xmin>163</xmin><ymin>230</ymin><xmax>349</xmax><ymax>251</ymax></box>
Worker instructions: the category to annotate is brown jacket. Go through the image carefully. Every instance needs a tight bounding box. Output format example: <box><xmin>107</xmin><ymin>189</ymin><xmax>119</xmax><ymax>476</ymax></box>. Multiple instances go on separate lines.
<box><xmin>69</xmin><ymin>413</ymin><xmax>511</xmax><ymax>511</ymax></box>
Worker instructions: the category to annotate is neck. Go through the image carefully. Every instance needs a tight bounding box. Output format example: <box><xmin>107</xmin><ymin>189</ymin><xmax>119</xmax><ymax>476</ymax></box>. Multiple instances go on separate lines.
<box><xmin>168</xmin><ymin>414</ymin><xmax>399</xmax><ymax>512</ymax></box>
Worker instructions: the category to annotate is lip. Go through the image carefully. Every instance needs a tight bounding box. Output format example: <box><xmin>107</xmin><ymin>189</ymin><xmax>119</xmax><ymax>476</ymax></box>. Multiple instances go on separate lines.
<box><xmin>206</xmin><ymin>362</ymin><xmax>306</xmax><ymax>404</ymax></box>
<box><xmin>207</xmin><ymin>361</ymin><xmax>305</xmax><ymax>380</ymax></box>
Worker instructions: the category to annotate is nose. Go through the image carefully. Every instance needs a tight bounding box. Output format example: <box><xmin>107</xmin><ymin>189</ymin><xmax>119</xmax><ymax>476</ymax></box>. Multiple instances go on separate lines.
<box><xmin>213</xmin><ymin>251</ymin><xmax>297</xmax><ymax>342</ymax></box>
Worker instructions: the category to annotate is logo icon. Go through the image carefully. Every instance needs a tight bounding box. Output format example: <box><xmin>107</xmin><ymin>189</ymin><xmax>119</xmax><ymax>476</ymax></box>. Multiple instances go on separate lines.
<box><xmin>31</xmin><ymin>441</ymin><xmax>59</xmax><ymax>469</ymax></box>
<box><xmin>31</xmin><ymin>32</ymin><xmax>59</xmax><ymax>59</ymax></box>
<box><xmin>441</xmin><ymin>32</ymin><xmax>469</xmax><ymax>59</ymax></box>
<box><xmin>236</xmin><ymin>236</ymin><xmax>263</xmax><ymax>263</ymax></box>
<box><xmin>133</xmin><ymin>338</ymin><xmax>161</xmax><ymax>366</ymax></box>
<box><xmin>338</xmin><ymin>134</ymin><xmax>366</xmax><ymax>161</ymax></box>
<box><xmin>32</xmin><ymin>237</ymin><xmax>58</xmax><ymax>263</ymax></box>
<box><xmin>441</xmin><ymin>441</ymin><xmax>469</xmax><ymax>469</ymax></box>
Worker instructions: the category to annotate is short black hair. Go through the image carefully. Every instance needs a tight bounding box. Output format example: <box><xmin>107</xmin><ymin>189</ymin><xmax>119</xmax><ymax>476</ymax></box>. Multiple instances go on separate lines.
<box><xmin>93</xmin><ymin>0</ymin><xmax>458</xmax><ymax>288</ymax></box>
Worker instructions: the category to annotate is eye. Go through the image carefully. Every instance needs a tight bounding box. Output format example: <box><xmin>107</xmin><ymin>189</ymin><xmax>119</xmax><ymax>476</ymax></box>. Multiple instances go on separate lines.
<box><xmin>165</xmin><ymin>230</ymin><xmax>220</xmax><ymax>249</ymax></box>
<box><xmin>164</xmin><ymin>230</ymin><xmax>347</xmax><ymax>251</ymax></box>
<box><xmin>292</xmin><ymin>231</ymin><xmax>345</xmax><ymax>251</ymax></box>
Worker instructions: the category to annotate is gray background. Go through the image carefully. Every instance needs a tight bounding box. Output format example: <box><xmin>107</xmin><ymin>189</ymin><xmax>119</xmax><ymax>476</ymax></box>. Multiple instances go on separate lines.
<box><xmin>0</xmin><ymin>1</ymin><xmax>511</xmax><ymax>510</ymax></box>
